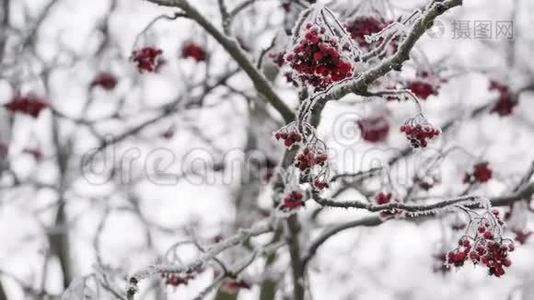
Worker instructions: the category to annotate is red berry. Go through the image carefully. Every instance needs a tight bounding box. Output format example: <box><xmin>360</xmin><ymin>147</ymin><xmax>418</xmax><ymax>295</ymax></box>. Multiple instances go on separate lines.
<box><xmin>181</xmin><ymin>42</ymin><xmax>207</xmax><ymax>62</ymax></box>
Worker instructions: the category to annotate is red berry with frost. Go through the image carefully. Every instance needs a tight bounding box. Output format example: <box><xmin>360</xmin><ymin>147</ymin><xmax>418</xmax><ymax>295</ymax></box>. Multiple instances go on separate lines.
<box><xmin>280</xmin><ymin>191</ymin><xmax>305</xmax><ymax>211</ymax></box>
<box><xmin>285</xmin><ymin>25</ymin><xmax>353</xmax><ymax>91</ymax></box>
<box><xmin>400</xmin><ymin>121</ymin><xmax>440</xmax><ymax>148</ymax></box>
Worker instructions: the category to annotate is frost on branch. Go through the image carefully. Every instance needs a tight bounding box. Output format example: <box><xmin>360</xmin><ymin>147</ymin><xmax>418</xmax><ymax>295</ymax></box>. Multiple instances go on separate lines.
<box><xmin>274</xmin><ymin>121</ymin><xmax>330</xmax><ymax>194</ymax></box>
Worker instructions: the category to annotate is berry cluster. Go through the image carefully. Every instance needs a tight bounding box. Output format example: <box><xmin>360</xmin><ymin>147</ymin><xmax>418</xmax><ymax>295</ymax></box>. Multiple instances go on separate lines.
<box><xmin>274</xmin><ymin>130</ymin><xmax>302</xmax><ymax>148</ymax></box>
<box><xmin>408</xmin><ymin>81</ymin><xmax>438</xmax><ymax>100</ymax></box>
<box><xmin>400</xmin><ymin>121</ymin><xmax>440</xmax><ymax>148</ymax></box>
<box><xmin>286</xmin><ymin>24</ymin><xmax>353</xmax><ymax>91</ymax></box>
<box><xmin>407</xmin><ymin>71</ymin><xmax>444</xmax><ymax>100</ymax></box>
<box><xmin>356</xmin><ymin>116</ymin><xmax>390</xmax><ymax>143</ymax></box>
<box><xmin>91</xmin><ymin>72</ymin><xmax>117</xmax><ymax>90</ymax></box>
<box><xmin>374</xmin><ymin>192</ymin><xmax>392</xmax><ymax>205</ymax></box>
<box><xmin>294</xmin><ymin>147</ymin><xmax>328</xmax><ymax>171</ymax></box>
<box><xmin>281</xmin><ymin>191</ymin><xmax>305</xmax><ymax>211</ymax></box>
<box><xmin>4</xmin><ymin>95</ymin><xmax>49</xmax><ymax>118</ymax></box>
<box><xmin>131</xmin><ymin>46</ymin><xmax>163</xmax><ymax>73</ymax></box>
<box><xmin>160</xmin><ymin>272</ymin><xmax>196</xmax><ymax>287</ymax></box>
<box><xmin>313</xmin><ymin>179</ymin><xmax>329</xmax><ymax>191</ymax></box>
<box><xmin>447</xmin><ymin>210</ymin><xmax>514</xmax><ymax>277</ymax></box>
<box><xmin>181</xmin><ymin>42</ymin><xmax>207</xmax><ymax>62</ymax></box>
<box><xmin>345</xmin><ymin>16</ymin><xmax>388</xmax><ymax>48</ymax></box>
<box><xmin>489</xmin><ymin>80</ymin><xmax>516</xmax><ymax>116</ymax></box>
<box><xmin>448</xmin><ymin>235</ymin><xmax>514</xmax><ymax>277</ymax></box>
<box><xmin>463</xmin><ymin>162</ymin><xmax>492</xmax><ymax>184</ymax></box>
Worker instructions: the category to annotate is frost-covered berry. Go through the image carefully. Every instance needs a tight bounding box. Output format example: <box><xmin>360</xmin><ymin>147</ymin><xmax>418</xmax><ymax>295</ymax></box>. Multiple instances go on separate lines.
<box><xmin>400</xmin><ymin>120</ymin><xmax>440</xmax><ymax>148</ymax></box>
<box><xmin>286</xmin><ymin>24</ymin><xmax>353</xmax><ymax>91</ymax></box>
<box><xmin>274</xmin><ymin>130</ymin><xmax>302</xmax><ymax>148</ymax></box>
<box><xmin>463</xmin><ymin>162</ymin><xmax>492</xmax><ymax>184</ymax></box>
<box><xmin>294</xmin><ymin>147</ymin><xmax>328</xmax><ymax>171</ymax></box>
<box><xmin>281</xmin><ymin>191</ymin><xmax>305</xmax><ymax>211</ymax></box>
<box><xmin>345</xmin><ymin>16</ymin><xmax>388</xmax><ymax>47</ymax></box>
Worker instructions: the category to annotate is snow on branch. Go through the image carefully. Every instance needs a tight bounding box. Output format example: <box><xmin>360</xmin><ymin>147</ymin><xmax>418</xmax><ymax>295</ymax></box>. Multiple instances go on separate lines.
<box><xmin>126</xmin><ymin>221</ymin><xmax>274</xmax><ymax>299</ymax></box>
<box><xmin>312</xmin><ymin>0</ymin><xmax>463</xmax><ymax>102</ymax></box>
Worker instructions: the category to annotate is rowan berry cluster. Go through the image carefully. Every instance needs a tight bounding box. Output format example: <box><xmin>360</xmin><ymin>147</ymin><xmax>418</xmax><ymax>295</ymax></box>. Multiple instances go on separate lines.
<box><xmin>274</xmin><ymin>129</ymin><xmax>302</xmax><ymax>148</ymax></box>
<box><xmin>489</xmin><ymin>80</ymin><xmax>516</xmax><ymax>116</ymax></box>
<box><xmin>400</xmin><ymin>119</ymin><xmax>440</xmax><ymax>148</ymax></box>
<box><xmin>408</xmin><ymin>81</ymin><xmax>438</xmax><ymax>100</ymax></box>
<box><xmin>131</xmin><ymin>46</ymin><xmax>163</xmax><ymax>73</ymax></box>
<box><xmin>447</xmin><ymin>210</ymin><xmax>514</xmax><ymax>277</ymax></box>
<box><xmin>345</xmin><ymin>16</ymin><xmax>388</xmax><ymax>48</ymax></box>
<box><xmin>407</xmin><ymin>71</ymin><xmax>444</xmax><ymax>100</ymax></box>
<box><xmin>91</xmin><ymin>72</ymin><xmax>117</xmax><ymax>90</ymax></box>
<box><xmin>294</xmin><ymin>147</ymin><xmax>328</xmax><ymax>171</ymax></box>
<box><xmin>181</xmin><ymin>42</ymin><xmax>207</xmax><ymax>62</ymax></box>
<box><xmin>160</xmin><ymin>272</ymin><xmax>196</xmax><ymax>287</ymax></box>
<box><xmin>313</xmin><ymin>179</ymin><xmax>329</xmax><ymax>191</ymax></box>
<box><xmin>356</xmin><ymin>116</ymin><xmax>390</xmax><ymax>143</ymax></box>
<box><xmin>281</xmin><ymin>191</ymin><xmax>305</xmax><ymax>211</ymax></box>
<box><xmin>463</xmin><ymin>162</ymin><xmax>492</xmax><ymax>184</ymax></box>
<box><xmin>285</xmin><ymin>24</ymin><xmax>353</xmax><ymax>91</ymax></box>
<box><xmin>4</xmin><ymin>95</ymin><xmax>49</xmax><ymax>118</ymax></box>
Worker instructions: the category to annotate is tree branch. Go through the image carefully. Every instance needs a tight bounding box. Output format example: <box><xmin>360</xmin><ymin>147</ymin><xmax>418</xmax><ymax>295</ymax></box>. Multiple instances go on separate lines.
<box><xmin>126</xmin><ymin>221</ymin><xmax>273</xmax><ymax>299</ymax></box>
<box><xmin>312</xmin><ymin>0</ymin><xmax>463</xmax><ymax>102</ymax></box>
<box><xmin>143</xmin><ymin>0</ymin><xmax>295</xmax><ymax>123</ymax></box>
<box><xmin>303</xmin><ymin>182</ymin><xmax>534</xmax><ymax>268</ymax></box>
